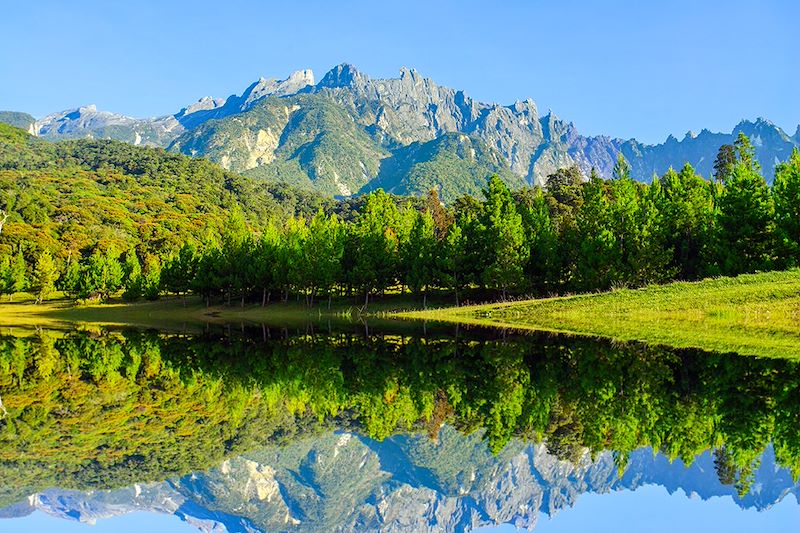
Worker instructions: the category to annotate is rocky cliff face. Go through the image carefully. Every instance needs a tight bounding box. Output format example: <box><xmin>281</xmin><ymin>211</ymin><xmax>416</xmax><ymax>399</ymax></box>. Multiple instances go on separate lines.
<box><xmin>2</xmin><ymin>427</ymin><xmax>796</xmax><ymax>532</ymax></box>
<box><xmin>3</xmin><ymin>64</ymin><xmax>798</xmax><ymax>199</ymax></box>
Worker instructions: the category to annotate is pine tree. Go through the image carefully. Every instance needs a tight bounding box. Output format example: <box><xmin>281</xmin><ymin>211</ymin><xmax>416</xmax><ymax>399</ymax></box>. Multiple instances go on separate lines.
<box><xmin>403</xmin><ymin>210</ymin><xmax>436</xmax><ymax>306</ymax></box>
<box><xmin>121</xmin><ymin>250</ymin><xmax>143</xmax><ymax>301</ymax></box>
<box><xmin>715</xmin><ymin>140</ymin><xmax>775</xmax><ymax>274</ymax></box>
<box><xmin>573</xmin><ymin>174</ymin><xmax>616</xmax><ymax>290</ymax></box>
<box><xmin>481</xmin><ymin>176</ymin><xmax>529</xmax><ymax>299</ymax></box>
<box><xmin>773</xmin><ymin>148</ymin><xmax>800</xmax><ymax>267</ymax></box>
<box><xmin>713</xmin><ymin>144</ymin><xmax>737</xmax><ymax>183</ymax></box>
<box><xmin>517</xmin><ymin>187</ymin><xmax>557</xmax><ymax>293</ymax></box>
<box><xmin>612</xmin><ymin>153</ymin><xmax>631</xmax><ymax>181</ymax></box>
<box><xmin>32</xmin><ymin>251</ymin><xmax>58</xmax><ymax>303</ymax></box>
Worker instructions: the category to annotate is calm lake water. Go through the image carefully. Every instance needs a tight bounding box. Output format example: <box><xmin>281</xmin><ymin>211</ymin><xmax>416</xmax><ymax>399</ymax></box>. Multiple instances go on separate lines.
<box><xmin>0</xmin><ymin>322</ymin><xmax>798</xmax><ymax>532</ymax></box>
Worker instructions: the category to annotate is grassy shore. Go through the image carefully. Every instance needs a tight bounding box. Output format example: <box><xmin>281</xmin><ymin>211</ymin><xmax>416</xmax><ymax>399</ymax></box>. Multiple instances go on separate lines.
<box><xmin>0</xmin><ymin>292</ymin><xmax>446</xmax><ymax>332</ymax></box>
<box><xmin>398</xmin><ymin>270</ymin><xmax>800</xmax><ymax>359</ymax></box>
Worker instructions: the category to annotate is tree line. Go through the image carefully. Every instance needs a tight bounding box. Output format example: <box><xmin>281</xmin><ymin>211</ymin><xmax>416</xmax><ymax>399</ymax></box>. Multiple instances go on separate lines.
<box><xmin>2</xmin><ymin>133</ymin><xmax>799</xmax><ymax>306</ymax></box>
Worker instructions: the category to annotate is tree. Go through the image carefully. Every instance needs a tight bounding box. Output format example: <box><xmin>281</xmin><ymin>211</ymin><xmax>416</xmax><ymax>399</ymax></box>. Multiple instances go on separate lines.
<box><xmin>655</xmin><ymin>164</ymin><xmax>715</xmax><ymax>278</ymax></box>
<box><xmin>59</xmin><ymin>254</ymin><xmax>81</xmax><ymax>299</ymax></box>
<box><xmin>481</xmin><ymin>176</ymin><xmax>529</xmax><ymax>299</ymax></box>
<box><xmin>734</xmin><ymin>132</ymin><xmax>760</xmax><ymax>173</ymax></box>
<box><xmin>350</xmin><ymin>190</ymin><xmax>401</xmax><ymax>307</ymax></box>
<box><xmin>121</xmin><ymin>250</ymin><xmax>143</xmax><ymax>301</ymax></box>
<box><xmin>713</xmin><ymin>144</ymin><xmax>736</xmax><ymax>183</ymax></box>
<box><xmin>545</xmin><ymin>165</ymin><xmax>584</xmax><ymax>232</ymax></box>
<box><xmin>77</xmin><ymin>249</ymin><xmax>124</xmax><ymax>301</ymax></box>
<box><xmin>612</xmin><ymin>153</ymin><xmax>631</xmax><ymax>181</ymax></box>
<box><xmin>402</xmin><ymin>210</ymin><xmax>437</xmax><ymax>306</ymax></box>
<box><xmin>715</xmin><ymin>140</ymin><xmax>775</xmax><ymax>275</ymax></box>
<box><xmin>32</xmin><ymin>251</ymin><xmax>58</xmax><ymax>303</ymax></box>
<box><xmin>0</xmin><ymin>209</ymin><xmax>7</xmax><ymax>236</ymax></box>
<box><xmin>299</xmin><ymin>211</ymin><xmax>344</xmax><ymax>306</ymax></box>
<box><xmin>161</xmin><ymin>243</ymin><xmax>198</xmax><ymax>303</ymax></box>
<box><xmin>438</xmin><ymin>220</ymin><xmax>468</xmax><ymax>305</ymax></box>
<box><xmin>423</xmin><ymin>188</ymin><xmax>453</xmax><ymax>241</ymax></box>
<box><xmin>573</xmin><ymin>173</ymin><xmax>616</xmax><ymax>290</ymax></box>
<box><xmin>517</xmin><ymin>187</ymin><xmax>557</xmax><ymax>293</ymax></box>
<box><xmin>773</xmin><ymin>148</ymin><xmax>800</xmax><ymax>267</ymax></box>
<box><xmin>4</xmin><ymin>249</ymin><xmax>27</xmax><ymax>301</ymax></box>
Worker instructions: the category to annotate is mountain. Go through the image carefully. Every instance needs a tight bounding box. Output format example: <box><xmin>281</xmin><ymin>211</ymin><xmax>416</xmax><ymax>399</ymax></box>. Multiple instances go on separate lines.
<box><xmin>2</xmin><ymin>65</ymin><xmax>798</xmax><ymax>201</ymax></box>
<box><xmin>2</xmin><ymin>428</ymin><xmax>797</xmax><ymax>532</ymax></box>
<box><xmin>0</xmin><ymin>111</ymin><xmax>35</xmax><ymax>133</ymax></box>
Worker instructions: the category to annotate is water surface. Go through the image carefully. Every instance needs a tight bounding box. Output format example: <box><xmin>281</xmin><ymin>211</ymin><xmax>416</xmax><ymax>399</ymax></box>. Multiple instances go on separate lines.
<box><xmin>0</xmin><ymin>323</ymin><xmax>797</xmax><ymax>531</ymax></box>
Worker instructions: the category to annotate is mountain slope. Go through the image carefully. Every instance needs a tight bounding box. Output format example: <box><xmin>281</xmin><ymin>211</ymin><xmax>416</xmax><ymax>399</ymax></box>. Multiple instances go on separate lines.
<box><xmin>0</xmin><ymin>124</ymin><xmax>326</xmax><ymax>258</ymax></box>
<box><xmin>7</xmin><ymin>65</ymin><xmax>799</xmax><ymax>198</ymax></box>
<box><xmin>0</xmin><ymin>111</ymin><xmax>35</xmax><ymax>133</ymax></box>
<box><xmin>171</xmin><ymin>93</ymin><xmax>389</xmax><ymax>196</ymax></box>
<box><xmin>363</xmin><ymin>133</ymin><xmax>524</xmax><ymax>200</ymax></box>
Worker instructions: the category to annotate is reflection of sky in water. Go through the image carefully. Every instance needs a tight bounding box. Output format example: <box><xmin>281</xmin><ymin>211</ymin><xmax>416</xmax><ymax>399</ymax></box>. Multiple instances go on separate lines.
<box><xmin>5</xmin><ymin>485</ymin><xmax>798</xmax><ymax>532</ymax></box>
<box><xmin>481</xmin><ymin>486</ymin><xmax>800</xmax><ymax>532</ymax></box>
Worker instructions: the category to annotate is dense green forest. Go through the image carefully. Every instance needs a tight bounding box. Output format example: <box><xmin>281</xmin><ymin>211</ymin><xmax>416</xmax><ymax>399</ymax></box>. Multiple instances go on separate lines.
<box><xmin>1</xmin><ymin>123</ymin><xmax>799</xmax><ymax>305</ymax></box>
<box><xmin>1</xmin><ymin>327</ymin><xmax>798</xmax><ymax>505</ymax></box>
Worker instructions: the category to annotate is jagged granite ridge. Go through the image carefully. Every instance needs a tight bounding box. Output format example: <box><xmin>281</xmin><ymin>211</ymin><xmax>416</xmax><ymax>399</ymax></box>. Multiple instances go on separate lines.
<box><xmin>3</xmin><ymin>65</ymin><xmax>798</xmax><ymax>200</ymax></box>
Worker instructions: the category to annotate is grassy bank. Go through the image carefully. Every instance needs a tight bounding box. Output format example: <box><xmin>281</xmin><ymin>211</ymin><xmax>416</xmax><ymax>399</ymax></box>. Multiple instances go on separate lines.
<box><xmin>0</xmin><ymin>292</ymin><xmax>447</xmax><ymax>332</ymax></box>
<box><xmin>398</xmin><ymin>270</ymin><xmax>800</xmax><ymax>358</ymax></box>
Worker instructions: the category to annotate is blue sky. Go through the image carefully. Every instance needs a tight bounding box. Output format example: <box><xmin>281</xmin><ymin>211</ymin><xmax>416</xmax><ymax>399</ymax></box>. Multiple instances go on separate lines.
<box><xmin>1</xmin><ymin>0</ymin><xmax>798</xmax><ymax>143</ymax></box>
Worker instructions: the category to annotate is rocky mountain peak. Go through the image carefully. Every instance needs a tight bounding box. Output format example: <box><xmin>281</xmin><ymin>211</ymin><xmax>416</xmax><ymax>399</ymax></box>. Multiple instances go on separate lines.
<box><xmin>318</xmin><ymin>63</ymin><xmax>364</xmax><ymax>88</ymax></box>
<box><xmin>399</xmin><ymin>66</ymin><xmax>420</xmax><ymax>83</ymax></box>
<box><xmin>240</xmin><ymin>69</ymin><xmax>315</xmax><ymax>108</ymax></box>
<box><xmin>177</xmin><ymin>96</ymin><xmax>225</xmax><ymax>117</ymax></box>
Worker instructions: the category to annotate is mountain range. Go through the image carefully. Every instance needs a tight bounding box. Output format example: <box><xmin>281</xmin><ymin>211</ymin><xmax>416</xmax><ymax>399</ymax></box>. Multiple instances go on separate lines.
<box><xmin>3</xmin><ymin>65</ymin><xmax>799</xmax><ymax>200</ymax></box>
<box><xmin>1</xmin><ymin>427</ymin><xmax>796</xmax><ymax>532</ymax></box>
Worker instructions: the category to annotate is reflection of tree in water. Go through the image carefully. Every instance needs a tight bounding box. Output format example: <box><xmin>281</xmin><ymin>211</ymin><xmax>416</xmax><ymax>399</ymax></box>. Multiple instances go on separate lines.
<box><xmin>0</xmin><ymin>326</ymin><xmax>798</xmax><ymax>504</ymax></box>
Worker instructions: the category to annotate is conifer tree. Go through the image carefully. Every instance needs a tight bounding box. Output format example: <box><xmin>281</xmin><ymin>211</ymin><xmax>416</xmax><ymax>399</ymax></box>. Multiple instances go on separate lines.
<box><xmin>481</xmin><ymin>176</ymin><xmax>529</xmax><ymax>299</ymax></box>
<box><xmin>773</xmin><ymin>148</ymin><xmax>800</xmax><ymax>267</ymax></box>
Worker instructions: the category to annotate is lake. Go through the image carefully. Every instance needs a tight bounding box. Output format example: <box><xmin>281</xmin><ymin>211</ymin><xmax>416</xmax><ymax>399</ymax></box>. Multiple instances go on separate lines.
<box><xmin>0</xmin><ymin>321</ymin><xmax>797</xmax><ymax>531</ymax></box>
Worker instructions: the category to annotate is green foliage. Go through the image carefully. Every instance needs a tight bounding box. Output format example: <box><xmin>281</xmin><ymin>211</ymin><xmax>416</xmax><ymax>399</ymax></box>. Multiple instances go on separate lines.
<box><xmin>31</xmin><ymin>251</ymin><xmax>58</xmax><ymax>303</ymax></box>
<box><xmin>0</xmin><ymin>112</ymin><xmax>35</xmax><ymax>132</ymax></box>
<box><xmin>480</xmin><ymin>176</ymin><xmax>529</xmax><ymax>298</ymax></box>
<box><xmin>773</xmin><ymin>149</ymin><xmax>800</xmax><ymax>267</ymax></box>
<box><xmin>715</xmin><ymin>159</ymin><xmax>775</xmax><ymax>274</ymax></box>
<box><xmin>2</xmin><ymin>126</ymin><xmax>798</xmax><ymax>305</ymax></box>
<box><xmin>366</xmin><ymin>133</ymin><xmax>526</xmax><ymax>202</ymax></box>
<box><xmin>77</xmin><ymin>249</ymin><xmax>124</xmax><ymax>300</ymax></box>
<box><xmin>1</xmin><ymin>327</ymin><xmax>799</xmax><ymax>501</ymax></box>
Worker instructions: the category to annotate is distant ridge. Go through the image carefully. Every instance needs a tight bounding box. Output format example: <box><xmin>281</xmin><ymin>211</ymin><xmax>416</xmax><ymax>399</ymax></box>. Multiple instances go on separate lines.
<box><xmin>2</xmin><ymin>65</ymin><xmax>797</xmax><ymax>200</ymax></box>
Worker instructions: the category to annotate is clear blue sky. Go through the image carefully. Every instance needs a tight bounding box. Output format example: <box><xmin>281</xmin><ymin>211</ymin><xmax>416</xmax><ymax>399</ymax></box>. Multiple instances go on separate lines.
<box><xmin>0</xmin><ymin>1</ymin><xmax>798</xmax><ymax>142</ymax></box>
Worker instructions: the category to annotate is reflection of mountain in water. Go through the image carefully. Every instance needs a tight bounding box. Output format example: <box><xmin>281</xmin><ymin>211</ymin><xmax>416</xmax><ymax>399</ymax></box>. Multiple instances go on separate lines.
<box><xmin>3</xmin><ymin>427</ymin><xmax>797</xmax><ymax>532</ymax></box>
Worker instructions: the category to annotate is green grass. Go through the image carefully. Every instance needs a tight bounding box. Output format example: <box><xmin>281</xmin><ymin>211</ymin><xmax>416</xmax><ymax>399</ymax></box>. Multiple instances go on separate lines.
<box><xmin>0</xmin><ymin>292</ymin><xmax>452</xmax><ymax>332</ymax></box>
<box><xmin>398</xmin><ymin>270</ymin><xmax>800</xmax><ymax>359</ymax></box>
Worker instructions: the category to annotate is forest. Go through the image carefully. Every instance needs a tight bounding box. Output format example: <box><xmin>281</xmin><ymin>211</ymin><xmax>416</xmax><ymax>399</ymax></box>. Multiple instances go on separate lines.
<box><xmin>1</xmin><ymin>122</ymin><xmax>799</xmax><ymax>307</ymax></box>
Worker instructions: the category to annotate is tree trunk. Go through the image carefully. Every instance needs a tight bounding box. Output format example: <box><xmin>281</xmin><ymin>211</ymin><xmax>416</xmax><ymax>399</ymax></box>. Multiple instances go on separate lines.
<box><xmin>262</xmin><ymin>288</ymin><xmax>267</xmax><ymax>307</ymax></box>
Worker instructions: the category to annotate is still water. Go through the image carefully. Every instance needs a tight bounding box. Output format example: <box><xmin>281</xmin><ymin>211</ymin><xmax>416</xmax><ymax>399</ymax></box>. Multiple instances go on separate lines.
<box><xmin>0</xmin><ymin>322</ymin><xmax>797</xmax><ymax>531</ymax></box>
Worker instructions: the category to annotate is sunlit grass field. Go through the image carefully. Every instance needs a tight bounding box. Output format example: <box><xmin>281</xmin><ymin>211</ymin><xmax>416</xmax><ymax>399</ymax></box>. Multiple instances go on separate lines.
<box><xmin>398</xmin><ymin>270</ymin><xmax>800</xmax><ymax>359</ymax></box>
